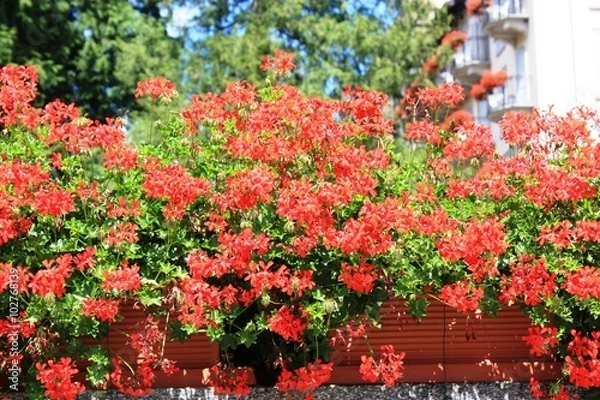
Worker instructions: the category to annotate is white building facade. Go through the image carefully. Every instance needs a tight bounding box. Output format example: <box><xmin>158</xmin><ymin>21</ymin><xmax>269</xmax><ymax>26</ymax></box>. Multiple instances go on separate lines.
<box><xmin>447</xmin><ymin>0</ymin><xmax>600</xmax><ymax>154</ymax></box>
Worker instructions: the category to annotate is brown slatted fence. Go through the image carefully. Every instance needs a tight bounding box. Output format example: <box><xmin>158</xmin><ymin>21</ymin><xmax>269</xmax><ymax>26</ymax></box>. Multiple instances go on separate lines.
<box><xmin>106</xmin><ymin>302</ymin><xmax>219</xmax><ymax>387</ymax></box>
<box><xmin>329</xmin><ymin>299</ymin><xmax>561</xmax><ymax>383</ymax></box>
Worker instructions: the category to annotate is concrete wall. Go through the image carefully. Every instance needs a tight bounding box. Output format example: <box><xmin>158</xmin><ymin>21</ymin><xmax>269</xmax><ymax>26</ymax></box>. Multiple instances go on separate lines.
<box><xmin>527</xmin><ymin>0</ymin><xmax>599</xmax><ymax>113</ymax></box>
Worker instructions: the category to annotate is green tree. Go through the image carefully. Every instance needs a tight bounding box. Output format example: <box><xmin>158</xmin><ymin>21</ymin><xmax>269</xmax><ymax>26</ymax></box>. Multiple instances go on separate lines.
<box><xmin>177</xmin><ymin>0</ymin><xmax>452</xmax><ymax>99</ymax></box>
<box><xmin>0</xmin><ymin>0</ymin><xmax>451</xmax><ymax>141</ymax></box>
<box><xmin>0</xmin><ymin>0</ymin><xmax>181</xmax><ymax>120</ymax></box>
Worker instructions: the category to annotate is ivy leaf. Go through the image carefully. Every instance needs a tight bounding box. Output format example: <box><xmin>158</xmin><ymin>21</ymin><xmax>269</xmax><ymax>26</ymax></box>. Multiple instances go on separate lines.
<box><xmin>85</xmin><ymin>346</ymin><xmax>111</xmax><ymax>388</ymax></box>
<box><xmin>407</xmin><ymin>297</ymin><xmax>429</xmax><ymax>321</ymax></box>
<box><xmin>239</xmin><ymin>327</ymin><xmax>257</xmax><ymax>348</ymax></box>
<box><xmin>218</xmin><ymin>333</ymin><xmax>239</xmax><ymax>351</ymax></box>
<box><xmin>169</xmin><ymin>321</ymin><xmax>193</xmax><ymax>343</ymax></box>
<box><xmin>137</xmin><ymin>288</ymin><xmax>163</xmax><ymax>307</ymax></box>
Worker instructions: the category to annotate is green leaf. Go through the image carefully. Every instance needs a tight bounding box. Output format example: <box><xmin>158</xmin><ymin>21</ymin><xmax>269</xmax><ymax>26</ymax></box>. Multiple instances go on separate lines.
<box><xmin>406</xmin><ymin>297</ymin><xmax>429</xmax><ymax>321</ymax></box>
<box><xmin>137</xmin><ymin>288</ymin><xmax>163</xmax><ymax>307</ymax></box>
<box><xmin>85</xmin><ymin>347</ymin><xmax>111</xmax><ymax>388</ymax></box>
<box><xmin>169</xmin><ymin>321</ymin><xmax>193</xmax><ymax>343</ymax></box>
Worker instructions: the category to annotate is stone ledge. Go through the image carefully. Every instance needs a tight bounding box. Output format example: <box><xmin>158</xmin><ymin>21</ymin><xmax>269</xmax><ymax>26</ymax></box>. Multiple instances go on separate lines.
<box><xmin>3</xmin><ymin>382</ymin><xmax>549</xmax><ymax>400</ymax></box>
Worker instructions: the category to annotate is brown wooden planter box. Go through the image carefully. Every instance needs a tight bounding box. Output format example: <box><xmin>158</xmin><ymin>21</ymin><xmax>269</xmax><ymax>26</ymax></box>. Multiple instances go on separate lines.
<box><xmin>329</xmin><ymin>299</ymin><xmax>561</xmax><ymax>383</ymax></box>
<box><xmin>105</xmin><ymin>303</ymin><xmax>220</xmax><ymax>388</ymax></box>
<box><xmin>106</xmin><ymin>299</ymin><xmax>560</xmax><ymax>387</ymax></box>
<box><xmin>2</xmin><ymin>299</ymin><xmax>559</xmax><ymax>390</ymax></box>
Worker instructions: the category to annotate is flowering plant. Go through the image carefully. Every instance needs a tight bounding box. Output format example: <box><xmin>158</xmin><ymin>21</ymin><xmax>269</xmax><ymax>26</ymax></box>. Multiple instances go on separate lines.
<box><xmin>422</xmin><ymin>55</ymin><xmax>440</xmax><ymax>74</ymax></box>
<box><xmin>469</xmin><ymin>70</ymin><xmax>509</xmax><ymax>101</ymax></box>
<box><xmin>470</xmin><ymin>83</ymin><xmax>489</xmax><ymax>100</ymax></box>
<box><xmin>403</xmin><ymin>92</ymin><xmax>600</xmax><ymax>398</ymax></box>
<box><xmin>441</xmin><ymin>30</ymin><xmax>469</xmax><ymax>49</ymax></box>
<box><xmin>1</xmin><ymin>51</ymin><xmax>600</xmax><ymax>400</ymax></box>
<box><xmin>0</xmin><ymin>53</ymin><xmax>414</xmax><ymax>399</ymax></box>
<box><xmin>466</xmin><ymin>0</ymin><xmax>493</xmax><ymax>16</ymax></box>
<box><xmin>480</xmin><ymin>69</ymin><xmax>509</xmax><ymax>90</ymax></box>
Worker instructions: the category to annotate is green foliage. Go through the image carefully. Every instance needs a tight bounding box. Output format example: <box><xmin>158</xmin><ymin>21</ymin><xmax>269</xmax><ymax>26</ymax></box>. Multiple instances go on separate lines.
<box><xmin>0</xmin><ymin>0</ymin><xmax>181</xmax><ymax>119</ymax></box>
<box><xmin>175</xmin><ymin>0</ymin><xmax>452</xmax><ymax>98</ymax></box>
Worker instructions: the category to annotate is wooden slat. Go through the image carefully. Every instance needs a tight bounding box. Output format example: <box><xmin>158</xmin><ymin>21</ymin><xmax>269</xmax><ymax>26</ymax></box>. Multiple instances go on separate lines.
<box><xmin>106</xmin><ymin>303</ymin><xmax>219</xmax><ymax>371</ymax></box>
<box><xmin>331</xmin><ymin>299</ymin><xmax>538</xmax><ymax>370</ymax></box>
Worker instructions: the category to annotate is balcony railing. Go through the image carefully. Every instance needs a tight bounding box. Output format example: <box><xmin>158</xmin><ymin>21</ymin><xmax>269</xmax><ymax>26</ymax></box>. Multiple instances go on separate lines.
<box><xmin>450</xmin><ymin>34</ymin><xmax>491</xmax><ymax>85</ymax></box>
<box><xmin>455</xmin><ymin>36</ymin><xmax>490</xmax><ymax>66</ymax></box>
<box><xmin>487</xmin><ymin>75</ymin><xmax>533</xmax><ymax>122</ymax></box>
<box><xmin>474</xmin><ymin>100</ymin><xmax>491</xmax><ymax>127</ymax></box>
<box><xmin>485</xmin><ymin>0</ymin><xmax>528</xmax><ymax>43</ymax></box>
<box><xmin>449</xmin><ymin>12</ymin><xmax>490</xmax><ymax>85</ymax></box>
<box><xmin>488</xmin><ymin>0</ymin><xmax>524</xmax><ymax>20</ymax></box>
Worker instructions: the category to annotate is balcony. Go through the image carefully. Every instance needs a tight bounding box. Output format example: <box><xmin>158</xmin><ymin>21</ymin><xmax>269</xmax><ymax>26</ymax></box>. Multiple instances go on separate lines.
<box><xmin>452</xmin><ymin>35</ymin><xmax>491</xmax><ymax>86</ymax></box>
<box><xmin>474</xmin><ymin>100</ymin><xmax>492</xmax><ymax>127</ymax></box>
<box><xmin>485</xmin><ymin>0</ymin><xmax>528</xmax><ymax>44</ymax></box>
<box><xmin>487</xmin><ymin>75</ymin><xmax>533</xmax><ymax>122</ymax></box>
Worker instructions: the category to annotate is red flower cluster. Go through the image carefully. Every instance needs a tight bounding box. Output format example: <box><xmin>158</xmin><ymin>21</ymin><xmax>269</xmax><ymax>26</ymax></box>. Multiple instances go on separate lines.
<box><xmin>339</xmin><ymin>261</ymin><xmax>378</xmax><ymax>293</ymax></box>
<box><xmin>499</xmin><ymin>111</ymin><xmax>536</xmax><ymax>146</ymax></box>
<box><xmin>529</xmin><ymin>378</ymin><xmax>572</xmax><ymax>400</ymax></box>
<box><xmin>359</xmin><ymin>345</ymin><xmax>406</xmax><ymax>387</ymax></box>
<box><xmin>499</xmin><ymin>256</ymin><xmax>556</xmax><ymax>306</ymax></box>
<box><xmin>524</xmin><ymin>164</ymin><xmax>596</xmax><ymax>208</ymax></box>
<box><xmin>466</xmin><ymin>0</ymin><xmax>492</xmax><ymax>15</ymax></box>
<box><xmin>31</xmin><ymin>255</ymin><xmax>75</xmax><ymax>298</ymax></box>
<box><xmin>331</xmin><ymin>198</ymin><xmax>411</xmax><ymax>256</ymax></box>
<box><xmin>442</xmin><ymin>30</ymin><xmax>468</xmax><ymax>49</ymax></box>
<box><xmin>0</xmin><ymin>65</ymin><xmax>40</xmax><ymax>128</ymax></box>
<box><xmin>82</xmin><ymin>298</ymin><xmax>121</xmax><ymax>322</ymax></box>
<box><xmin>216</xmin><ymin>166</ymin><xmax>277</xmax><ymax>211</ymax></box>
<box><xmin>522</xmin><ymin>326</ymin><xmax>559</xmax><ymax>357</ymax></box>
<box><xmin>269</xmin><ymin>305</ymin><xmax>308</xmax><ymax>342</ymax></box>
<box><xmin>480</xmin><ymin>70</ymin><xmax>509</xmax><ymax>90</ymax></box>
<box><xmin>110</xmin><ymin>358</ymin><xmax>154</xmax><ymax>398</ymax></box>
<box><xmin>405</xmin><ymin>120</ymin><xmax>441</xmax><ymax>146</ymax></box>
<box><xmin>45</xmin><ymin>115</ymin><xmax>125</xmax><ymax>153</ymax></box>
<box><xmin>470</xmin><ymin>70</ymin><xmax>508</xmax><ymax>100</ymax></box>
<box><xmin>564</xmin><ymin>267</ymin><xmax>600</xmax><ymax>299</ymax></box>
<box><xmin>107</xmin><ymin>197</ymin><xmax>142</xmax><ymax>218</ymax></box>
<box><xmin>422</xmin><ymin>55</ymin><xmax>439</xmax><ymax>73</ymax></box>
<box><xmin>209</xmin><ymin>364</ymin><xmax>251</xmax><ymax>396</ymax></box>
<box><xmin>35</xmin><ymin>358</ymin><xmax>84</xmax><ymax>400</ymax></box>
<box><xmin>104</xmin><ymin>144</ymin><xmax>139</xmax><ymax>171</ymax></box>
<box><xmin>135</xmin><ymin>77</ymin><xmax>177</xmax><ymax>100</ymax></box>
<box><xmin>439</xmin><ymin>280</ymin><xmax>484</xmax><ymax>312</ymax></box>
<box><xmin>565</xmin><ymin>330</ymin><xmax>600</xmax><ymax>387</ymax></box>
<box><xmin>417</xmin><ymin>82</ymin><xmax>465</xmax><ymax>111</ymax></box>
<box><xmin>275</xmin><ymin>359</ymin><xmax>333</xmax><ymax>398</ymax></box>
<box><xmin>104</xmin><ymin>222</ymin><xmax>139</xmax><ymax>246</ymax></box>
<box><xmin>110</xmin><ymin>317</ymin><xmax>179</xmax><ymax>397</ymax></box>
<box><xmin>143</xmin><ymin>161</ymin><xmax>211</xmax><ymax>220</ymax></box>
<box><xmin>260</xmin><ymin>49</ymin><xmax>296</xmax><ymax>75</ymax></box>
<box><xmin>33</xmin><ymin>186</ymin><xmax>74</xmax><ymax>217</ymax></box>
<box><xmin>436</xmin><ymin>218</ymin><xmax>507</xmax><ymax>281</ymax></box>
<box><xmin>470</xmin><ymin>83</ymin><xmax>488</xmax><ymax>100</ymax></box>
<box><xmin>101</xmin><ymin>261</ymin><xmax>142</xmax><ymax>293</ymax></box>
<box><xmin>440</xmin><ymin>110</ymin><xmax>474</xmax><ymax>133</ymax></box>
<box><xmin>443</xmin><ymin>125</ymin><xmax>496</xmax><ymax>161</ymax></box>
<box><xmin>538</xmin><ymin>219</ymin><xmax>600</xmax><ymax>248</ymax></box>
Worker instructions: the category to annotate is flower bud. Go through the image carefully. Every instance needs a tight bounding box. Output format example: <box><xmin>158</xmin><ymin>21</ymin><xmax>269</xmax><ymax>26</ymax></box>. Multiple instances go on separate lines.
<box><xmin>260</xmin><ymin>292</ymin><xmax>271</xmax><ymax>307</ymax></box>
<box><xmin>323</xmin><ymin>298</ymin><xmax>337</xmax><ymax>314</ymax></box>
<box><xmin>283</xmin><ymin>220</ymin><xmax>295</xmax><ymax>234</ymax></box>
<box><xmin>240</xmin><ymin>219</ymin><xmax>253</xmax><ymax>229</ymax></box>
